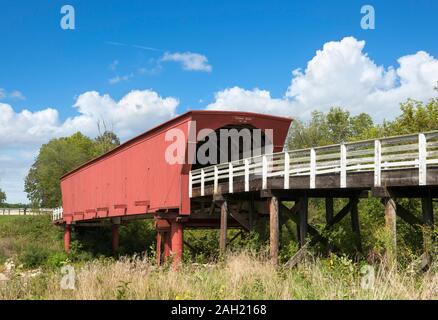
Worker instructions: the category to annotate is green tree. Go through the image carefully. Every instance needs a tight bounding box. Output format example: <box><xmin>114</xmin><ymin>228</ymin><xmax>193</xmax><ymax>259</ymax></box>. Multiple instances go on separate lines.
<box><xmin>94</xmin><ymin>131</ymin><xmax>120</xmax><ymax>154</ymax></box>
<box><xmin>383</xmin><ymin>94</ymin><xmax>438</xmax><ymax>136</ymax></box>
<box><xmin>288</xmin><ymin>107</ymin><xmax>376</xmax><ymax>149</ymax></box>
<box><xmin>0</xmin><ymin>188</ymin><xmax>6</xmax><ymax>205</ymax></box>
<box><xmin>25</xmin><ymin>132</ymin><xmax>102</xmax><ymax>207</ymax></box>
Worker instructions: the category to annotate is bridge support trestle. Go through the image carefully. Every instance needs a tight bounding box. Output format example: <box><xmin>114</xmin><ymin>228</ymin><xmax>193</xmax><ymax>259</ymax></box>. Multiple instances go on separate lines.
<box><xmin>171</xmin><ymin>219</ymin><xmax>184</xmax><ymax>268</ymax></box>
<box><xmin>421</xmin><ymin>195</ymin><xmax>435</xmax><ymax>254</ymax></box>
<box><xmin>64</xmin><ymin>224</ymin><xmax>71</xmax><ymax>253</ymax></box>
<box><xmin>269</xmin><ymin>196</ymin><xmax>279</xmax><ymax>265</ymax></box>
<box><xmin>220</xmin><ymin>201</ymin><xmax>228</xmax><ymax>253</ymax></box>
<box><xmin>384</xmin><ymin>198</ymin><xmax>397</xmax><ymax>265</ymax></box>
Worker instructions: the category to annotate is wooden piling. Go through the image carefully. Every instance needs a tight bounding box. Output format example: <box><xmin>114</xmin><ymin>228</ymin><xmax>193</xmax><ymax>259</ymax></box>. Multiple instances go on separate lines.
<box><xmin>298</xmin><ymin>196</ymin><xmax>308</xmax><ymax>247</ymax></box>
<box><xmin>421</xmin><ymin>196</ymin><xmax>434</xmax><ymax>253</ymax></box>
<box><xmin>350</xmin><ymin>197</ymin><xmax>362</xmax><ymax>253</ymax></box>
<box><xmin>269</xmin><ymin>196</ymin><xmax>279</xmax><ymax>265</ymax></box>
<box><xmin>220</xmin><ymin>201</ymin><xmax>228</xmax><ymax>253</ymax></box>
<box><xmin>384</xmin><ymin>198</ymin><xmax>397</xmax><ymax>264</ymax></box>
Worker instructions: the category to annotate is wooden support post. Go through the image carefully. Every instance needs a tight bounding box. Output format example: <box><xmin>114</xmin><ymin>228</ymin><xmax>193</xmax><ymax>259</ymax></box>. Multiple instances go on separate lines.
<box><xmin>163</xmin><ymin>231</ymin><xmax>171</xmax><ymax>261</ymax></box>
<box><xmin>220</xmin><ymin>201</ymin><xmax>228</xmax><ymax>253</ymax></box>
<box><xmin>384</xmin><ymin>198</ymin><xmax>397</xmax><ymax>265</ymax></box>
<box><xmin>64</xmin><ymin>224</ymin><xmax>71</xmax><ymax>253</ymax></box>
<box><xmin>350</xmin><ymin>197</ymin><xmax>362</xmax><ymax>253</ymax></box>
<box><xmin>421</xmin><ymin>196</ymin><xmax>434</xmax><ymax>252</ymax></box>
<box><xmin>325</xmin><ymin>197</ymin><xmax>334</xmax><ymax>252</ymax></box>
<box><xmin>298</xmin><ymin>196</ymin><xmax>308</xmax><ymax>247</ymax></box>
<box><xmin>171</xmin><ymin>219</ymin><xmax>184</xmax><ymax>268</ymax></box>
<box><xmin>156</xmin><ymin>232</ymin><xmax>162</xmax><ymax>266</ymax></box>
<box><xmin>248</xmin><ymin>199</ymin><xmax>254</xmax><ymax>231</ymax></box>
<box><xmin>269</xmin><ymin>196</ymin><xmax>279</xmax><ymax>265</ymax></box>
<box><xmin>325</xmin><ymin>198</ymin><xmax>334</xmax><ymax>224</ymax></box>
<box><xmin>111</xmin><ymin>224</ymin><xmax>120</xmax><ymax>253</ymax></box>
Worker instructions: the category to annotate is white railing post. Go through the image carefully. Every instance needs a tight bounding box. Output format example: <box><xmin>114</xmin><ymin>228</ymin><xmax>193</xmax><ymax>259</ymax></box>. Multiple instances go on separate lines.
<box><xmin>262</xmin><ymin>155</ymin><xmax>268</xmax><ymax>189</ymax></box>
<box><xmin>419</xmin><ymin>133</ymin><xmax>427</xmax><ymax>185</ymax></box>
<box><xmin>201</xmin><ymin>169</ymin><xmax>205</xmax><ymax>196</ymax></box>
<box><xmin>284</xmin><ymin>152</ymin><xmax>290</xmax><ymax>189</ymax></box>
<box><xmin>374</xmin><ymin>140</ymin><xmax>381</xmax><ymax>187</ymax></box>
<box><xmin>310</xmin><ymin>148</ymin><xmax>316</xmax><ymax>189</ymax></box>
<box><xmin>214</xmin><ymin>166</ymin><xmax>219</xmax><ymax>194</ymax></box>
<box><xmin>340</xmin><ymin>144</ymin><xmax>347</xmax><ymax>188</ymax></box>
<box><xmin>229</xmin><ymin>162</ymin><xmax>234</xmax><ymax>193</ymax></box>
<box><xmin>244</xmin><ymin>159</ymin><xmax>250</xmax><ymax>192</ymax></box>
<box><xmin>189</xmin><ymin>171</ymin><xmax>193</xmax><ymax>198</ymax></box>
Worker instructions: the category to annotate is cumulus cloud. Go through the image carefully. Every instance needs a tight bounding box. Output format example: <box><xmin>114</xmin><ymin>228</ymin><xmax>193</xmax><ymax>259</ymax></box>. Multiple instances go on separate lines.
<box><xmin>208</xmin><ymin>37</ymin><xmax>438</xmax><ymax>121</ymax></box>
<box><xmin>0</xmin><ymin>89</ymin><xmax>178</xmax><ymax>203</ymax></box>
<box><xmin>207</xmin><ymin>87</ymin><xmax>293</xmax><ymax>115</ymax></box>
<box><xmin>64</xmin><ymin>90</ymin><xmax>178</xmax><ymax>139</ymax></box>
<box><xmin>161</xmin><ymin>51</ymin><xmax>212</xmax><ymax>72</ymax></box>
<box><xmin>0</xmin><ymin>89</ymin><xmax>178</xmax><ymax>148</ymax></box>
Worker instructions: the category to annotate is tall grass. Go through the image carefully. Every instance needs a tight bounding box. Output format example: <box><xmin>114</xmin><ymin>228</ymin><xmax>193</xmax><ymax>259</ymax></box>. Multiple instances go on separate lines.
<box><xmin>1</xmin><ymin>251</ymin><xmax>436</xmax><ymax>300</ymax></box>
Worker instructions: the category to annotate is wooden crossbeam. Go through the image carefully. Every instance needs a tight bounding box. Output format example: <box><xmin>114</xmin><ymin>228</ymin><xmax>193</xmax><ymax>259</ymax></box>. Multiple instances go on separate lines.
<box><xmin>229</xmin><ymin>201</ymin><xmax>251</xmax><ymax>230</ymax></box>
<box><xmin>393</xmin><ymin>201</ymin><xmax>422</xmax><ymax>230</ymax></box>
<box><xmin>183</xmin><ymin>240</ymin><xmax>198</xmax><ymax>254</ymax></box>
<box><xmin>229</xmin><ymin>230</ymin><xmax>244</xmax><ymax>244</ymax></box>
<box><xmin>279</xmin><ymin>202</ymin><xmax>334</xmax><ymax>249</ymax></box>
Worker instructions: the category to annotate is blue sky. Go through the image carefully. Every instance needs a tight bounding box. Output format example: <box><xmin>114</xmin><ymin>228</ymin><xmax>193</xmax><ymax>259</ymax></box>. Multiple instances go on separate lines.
<box><xmin>1</xmin><ymin>0</ymin><xmax>438</xmax><ymax>203</ymax></box>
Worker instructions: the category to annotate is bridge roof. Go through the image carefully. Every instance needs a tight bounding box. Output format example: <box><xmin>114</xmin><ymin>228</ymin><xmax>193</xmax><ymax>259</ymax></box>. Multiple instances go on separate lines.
<box><xmin>61</xmin><ymin>110</ymin><xmax>293</xmax><ymax>180</ymax></box>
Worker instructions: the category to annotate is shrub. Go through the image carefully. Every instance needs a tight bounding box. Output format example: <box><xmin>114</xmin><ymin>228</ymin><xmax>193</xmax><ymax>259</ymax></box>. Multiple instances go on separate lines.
<box><xmin>19</xmin><ymin>245</ymin><xmax>49</xmax><ymax>268</ymax></box>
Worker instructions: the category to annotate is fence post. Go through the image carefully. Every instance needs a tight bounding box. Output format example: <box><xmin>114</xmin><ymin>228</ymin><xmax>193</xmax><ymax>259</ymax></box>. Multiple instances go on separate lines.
<box><xmin>189</xmin><ymin>171</ymin><xmax>193</xmax><ymax>198</ymax></box>
<box><xmin>262</xmin><ymin>155</ymin><xmax>268</xmax><ymax>190</ymax></box>
<box><xmin>374</xmin><ymin>140</ymin><xmax>381</xmax><ymax>187</ymax></box>
<box><xmin>228</xmin><ymin>162</ymin><xmax>234</xmax><ymax>194</ymax></box>
<box><xmin>340</xmin><ymin>144</ymin><xmax>347</xmax><ymax>188</ymax></box>
<box><xmin>214</xmin><ymin>166</ymin><xmax>219</xmax><ymax>194</ymax></box>
<box><xmin>284</xmin><ymin>152</ymin><xmax>290</xmax><ymax>189</ymax></box>
<box><xmin>418</xmin><ymin>133</ymin><xmax>427</xmax><ymax>185</ymax></box>
<box><xmin>244</xmin><ymin>159</ymin><xmax>250</xmax><ymax>192</ymax></box>
<box><xmin>310</xmin><ymin>148</ymin><xmax>316</xmax><ymax>189</ymax></box>
<box><xmin>201</xmin><ymin>169</ymin><xmax>205</xmax><ymax>196</ymax></box>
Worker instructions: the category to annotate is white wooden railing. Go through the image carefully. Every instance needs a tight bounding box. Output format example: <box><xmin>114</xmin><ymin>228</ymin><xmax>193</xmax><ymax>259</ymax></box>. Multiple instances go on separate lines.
<box><xmin>0</xmin><ymin>208</ymin><xmax>54</xmax><ymax>216</ymax></box>
<box><xmin>52</xmin><ymin>207</ymin><xmax>63</xmax><ymax>221</ymax></box>
<box><xmin>189</xmin><ymin>131</ymin><xmax>438</xmax><ymax>197</ymax></box>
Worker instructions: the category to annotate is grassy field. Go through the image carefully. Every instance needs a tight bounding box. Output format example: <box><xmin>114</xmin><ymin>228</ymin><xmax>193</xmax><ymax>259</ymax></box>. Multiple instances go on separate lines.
<box><xmin>0</xmin><ymin>215</ymin><xmax>436</xmax><ymax>300</ymax></box>
<box><xmin>0</xmin><ymin>251</ymin><xmax>437</xmax><ymax>300</ymax></box>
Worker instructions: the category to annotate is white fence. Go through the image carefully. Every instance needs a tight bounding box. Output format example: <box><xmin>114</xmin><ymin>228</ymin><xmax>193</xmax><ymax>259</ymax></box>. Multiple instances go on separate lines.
<box><xmin>0</xmin><ymin>208</ymin><xmax>54</xmax><ymax>216</ymax></box>
<box><xmin>52</xmin><ymin>207</ymin><xmax>63</xmax><ymax>221</ymax></box>
<box><xmin>190</xmin><ymin>131</ymin><xmax>438</xmax><ymax>197</ymax></box>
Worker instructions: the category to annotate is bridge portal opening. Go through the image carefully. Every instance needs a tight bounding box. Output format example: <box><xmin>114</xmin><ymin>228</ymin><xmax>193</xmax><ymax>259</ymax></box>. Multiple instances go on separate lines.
<box><xmin>191</xmin><ymin>124</ymin><xmax>272</xmax><ymax>170</ymax></box>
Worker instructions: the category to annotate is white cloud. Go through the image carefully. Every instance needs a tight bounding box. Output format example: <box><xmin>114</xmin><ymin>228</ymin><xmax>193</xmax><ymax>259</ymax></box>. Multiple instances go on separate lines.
<box><xmin>0</xmin><ymin>88</ymin><xmax>26</xmax><ymax>100</ymax></box>
<box><xmin>108</xmin><ymin>73</ymin><xmax>133</xmax><ymax>85</ymax></box>
<box><xmin>64</xmin><ymin>90</ymin><xmax>178</xmax><ymax>139</ymax></box>
<box><xmin>0</xmin><ymin>89</ymin><xmax>178</xmax><ymax>203</ymax></box>
<box><xmin>207</xmin><ymin>87</ymin><xmax>293</xmax><ymax>115</ymax></box>
<box><xmin>207</xmin><ymin>37</ymin><xmax>438</xmax><ymax>121</ymax></box>
<box><xmin>161</xmin><ymin>51</ymin><xmax>212</xmax><ymax>72</ymax></box>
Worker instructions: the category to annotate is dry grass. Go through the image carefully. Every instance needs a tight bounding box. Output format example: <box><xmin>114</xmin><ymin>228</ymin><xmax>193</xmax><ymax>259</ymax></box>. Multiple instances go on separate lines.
<box><xmin>0</xmin><ymin>251</ymin><xmax>436</xmax><ymax>300</ymax></box>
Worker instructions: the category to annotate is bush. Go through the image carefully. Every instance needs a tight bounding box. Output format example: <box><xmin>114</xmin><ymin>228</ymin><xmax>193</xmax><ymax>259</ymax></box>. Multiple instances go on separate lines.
<box><xmin>46</xmin><ymin>252</ymin><xmax>69</xmax><ymax>268</ymax></box>
<box><xmin>19</xmin><ymin>245</ymin><xmax>49</xmax><ymax>268</ymax></box>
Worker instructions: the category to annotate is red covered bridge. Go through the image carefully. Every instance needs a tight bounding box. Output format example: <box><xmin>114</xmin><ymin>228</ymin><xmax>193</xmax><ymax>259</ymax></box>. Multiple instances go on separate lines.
<box><xmin>55</xmin><ymin>111</ymin><xmax>291</xmax><ymax>265</ymax></box>
<box><xmin>54</xmin><ymin>110</ymin><xmax>437</xmax><ymax>267</ymax></box>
